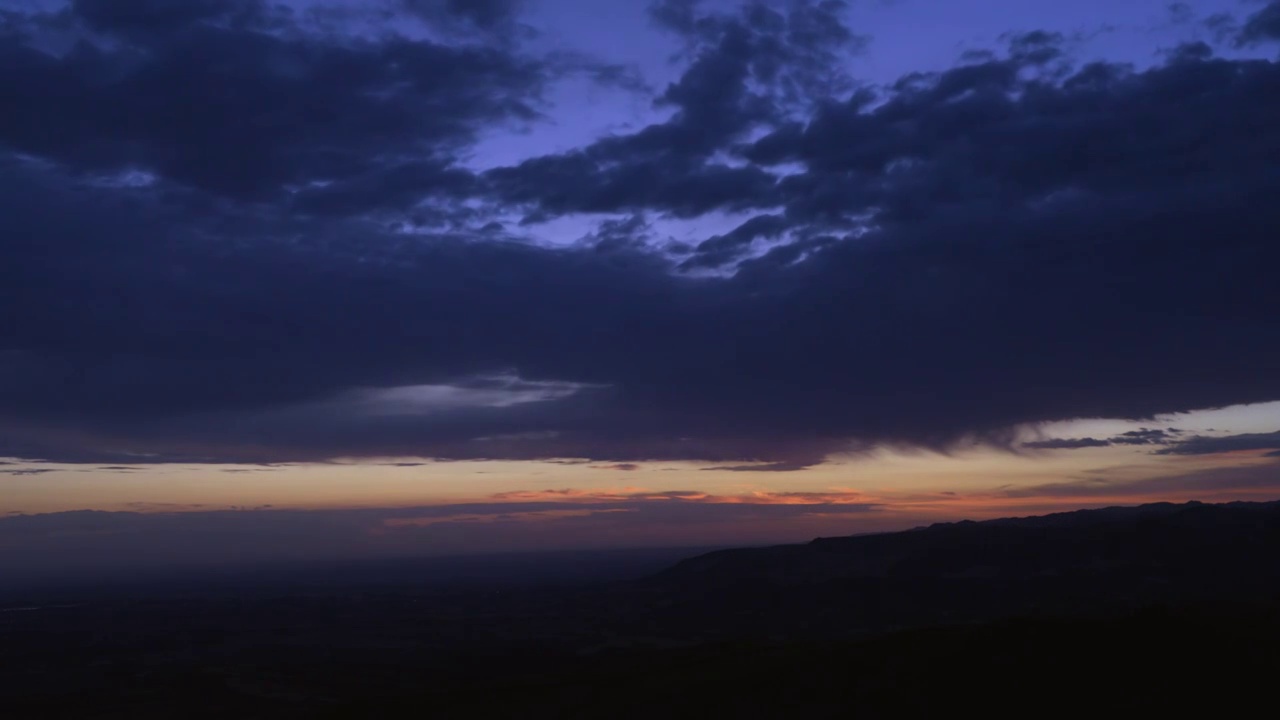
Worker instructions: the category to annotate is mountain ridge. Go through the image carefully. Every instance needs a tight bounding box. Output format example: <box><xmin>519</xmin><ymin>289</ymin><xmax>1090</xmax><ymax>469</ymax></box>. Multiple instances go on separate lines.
<box><xmin>653</xmin><ymin>498</ymin><xmax>1280</xmax><ymax>590</ymax></box>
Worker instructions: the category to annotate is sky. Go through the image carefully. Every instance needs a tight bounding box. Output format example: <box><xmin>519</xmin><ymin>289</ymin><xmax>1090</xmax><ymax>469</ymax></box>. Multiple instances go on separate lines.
<box><xmin>2</xmin><ymin>0</ymin><xmax>1280</xmax><ymax>578</ymax></box>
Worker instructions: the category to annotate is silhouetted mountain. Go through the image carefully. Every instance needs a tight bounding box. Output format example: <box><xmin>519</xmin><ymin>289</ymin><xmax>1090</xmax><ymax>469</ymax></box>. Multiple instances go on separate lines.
<box><xmin>638</xmin><ymin>500</ymin><xmax>1280</xmax><ymax>634</ymax></box>
<box><xmin>660</xmin><ymin>500</ymin><xmax>1280</xmax><ymax>585</ymax></box>
<box><xmin>6</xmin><ymin>500</ymin><xmax>1280</xmax><ymax>718</ymax></box>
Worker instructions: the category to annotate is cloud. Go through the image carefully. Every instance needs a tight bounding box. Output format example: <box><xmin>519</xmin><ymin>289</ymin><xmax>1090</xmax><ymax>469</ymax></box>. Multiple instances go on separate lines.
<box><xmin>681</xmin><ymin>214</ymin><xmax>791</xmax><ymax>269</ymax></box>
<box><xmin>400</xmin><ymin>0</ymin><xmax>525</xmax><ymax>31</ymax></box>
<box><xmin>1166</xmin><ymin>2</ymin><xmax>1195</xmax><ymax>26</ymax></box>
<box><xmin>486</xmin><ymin>0</ymin><xmax>864</xmax><ymax>221</ymax></box>
<box><xmin>1023</xmin><ymin>437</ymin><xmax>1113</xmax><ymax>450</ymax></box>
<box><xmin>0</xmin><ymin>3</ymin><xmax>1278</xmax><ymax>468</ymax></box>
<box><xmin>1156</xmin><ymin>430</ymin><xmax>1280</xmax><ymax>456</ymax></box>
<box><xmin>1109</xmin><ymin>429</ymin><xmax>1176</xmax><ymax>446</ymax></box>
<box><xmin>703</xmin><ymin>461</ymin><xmax>819</xmax><ymax>472</ymax></box>
<box><xmin>1025</xmin><ymin>428</ymin><xmax>1191</xmax><ymax>451</ymax></box>
<box><xmin>0</xmin><ymin>0</ymin><xmax>573</xmax><ymax>217</ymax></box>
<box><xmin>591</xmin><ymin>463</ymin><xmax>642</xmax><ymax>471</ymax></box>
<box><xmin>1239</xmin><ymin>1</ymin><xmax>1280</xmax><ymax>44</ymax></box>
<box><xmin>69</xmin><ymin>0</ymin><xmax>272</xmax><ymax>38</ymax></box>
<box><xmin>1001</xmin><ymin>458</ymin><xmax>1280</xmax><ymax>500</ymax></box>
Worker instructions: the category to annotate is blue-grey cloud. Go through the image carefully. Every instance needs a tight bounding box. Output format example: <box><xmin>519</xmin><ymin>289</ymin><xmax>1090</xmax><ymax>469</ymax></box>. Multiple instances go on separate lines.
<box><xmin>1026</xmin><ymin>428</ymin><xmax>1194</xmax><ymax>451</ymax></box>
<box><xmin>1024</xmin><ymin>438</ymin><xmax>1113</xmax><ymax>450</ymax></box>
<box><xmin>1110</xmin><ymin>429</ymin><xmax>1177</xmax><ymax>446</ymax></box>
<box><xmin>1156</xmin><ymin>430</ymin><xmax>1280</xmax><ymax>456</ymax></box>
<box><xmin>0</xmin><ymin>2</ymin><xmax>1277</xmax><ymax>468</ymax></box>
<box><xmin>1239</xmin><ymin>1</ymin><xmax>1280</xmax><ymax>44</ymax></box>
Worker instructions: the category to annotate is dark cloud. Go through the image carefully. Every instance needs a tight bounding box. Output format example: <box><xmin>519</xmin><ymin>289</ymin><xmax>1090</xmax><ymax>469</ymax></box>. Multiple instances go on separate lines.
<box><xmin>486</xmin><ymin>0</ymin><xmax>863</xmax><ymax>221</ymax></box>
<box><xmin>1156</xmin><ymin>430</ymin><xmax>1280</xmax><ymax>456</ymax></box>
<box><xmin>1025</xmin><ymin>428</ymin><xmax>1186</xmax><ymax>451</ymax></box>
<box><xmin>682</xmin><ymin>213</ymin><xmax>790</xmax><ymax>268</ymax></box>
<box><xmin>580</xmin><ymin>214</ymin><xmax>654</xmax><ymax>251</ymax></box>
<box><xmin>70</xmin><ymin>0</ymin><xmax>274</xmax><ymax>38</ymax></box>
<box><xmin>0</xmin><ymin>3</ymin><xmax>1278</xmax><ymax>468</ymax></box>
<box><xmin>652</xmin><ymin>0</ymin><xmax>864</xmax><ymax>102</ymax></box>
<box><xmin>1</xmin><ymin>468</ymin><xmax>57</xmax><ymax>476</ymax></box>
<box><xmin>1110</xmin><ymin>429</ymin><xmax>1176</xmax><ymax>446</ymax></box>
<box><xmin>489</xmin><ymin>156</ymin><xmax>778</xmax><ymax>219</ymax></box>
<box><xmin>1024</xmin><ymin>438</ymin><xmax>1113</xmax><ymax>450</ymax></box>
<box><xmin>1202</xmin><ymin>12</ymin><xmax>1241</xmax><ymax>44</ymax></box>
<box><xmin>1003</xmin><ymin>29</ymin><xmax>1066</xmax><ymax>65</ymax></box>
<box><xmin>591</xmin><ymin>463</ymin><xmax>642</xmax><ymax>471</ymax></box>
<box><xmin>1</xmin><ymin>0</ymin><xmax>545</xmax><ymax>215</ymax></box>
<box><xmin>1239</xmin><ymin>1</ymin><xmax>1280</xmax><ymax>44</ymax></box>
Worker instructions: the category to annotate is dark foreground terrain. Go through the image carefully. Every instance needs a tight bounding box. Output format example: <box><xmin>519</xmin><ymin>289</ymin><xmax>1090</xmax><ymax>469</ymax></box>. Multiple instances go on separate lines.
<box><xmin>4</xmin><ymin>500</ymin><xmax>1280</xmax><ymax>718</ymax></box>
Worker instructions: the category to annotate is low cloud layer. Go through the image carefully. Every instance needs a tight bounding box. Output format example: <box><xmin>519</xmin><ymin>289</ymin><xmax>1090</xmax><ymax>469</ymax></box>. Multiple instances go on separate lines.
<box><xmin>1025</xmin><ymin>429</ymin><xmax>1280</xmax><ymax>456</ymax></box>
<box><xmin>1002</xmin><ymin>456</ymin><xmax>1280</xmax><ymax>500</ymax></box>
<box><xmin>1156</xmin><ymin>430</ymin><xmax>1280</xmax><ymax>456</ymax></box>
<box><xmin>1024</xmin><ymin>438</ymin><xmax>1114</xmax><ymax>450</ymax></box>
<box><xmin>2</xmin><ymin>1</ymin><xmax>1278</xmax><ymax>468</ymax></box>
